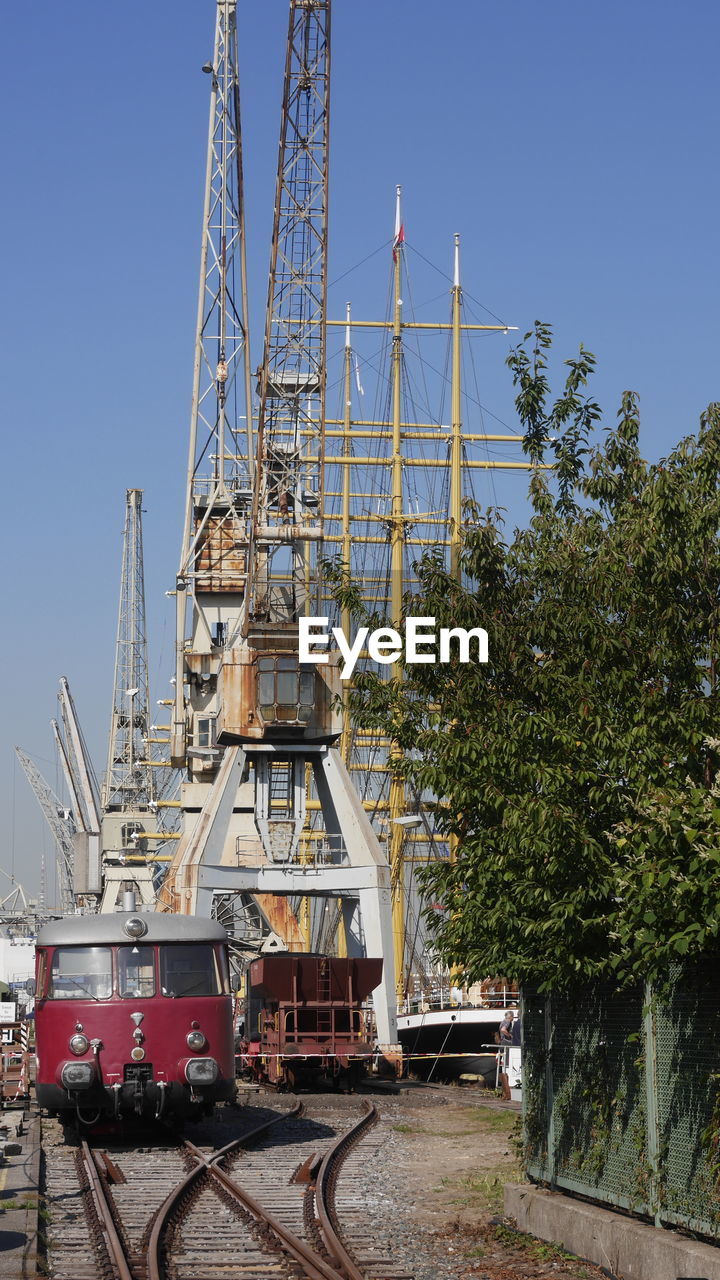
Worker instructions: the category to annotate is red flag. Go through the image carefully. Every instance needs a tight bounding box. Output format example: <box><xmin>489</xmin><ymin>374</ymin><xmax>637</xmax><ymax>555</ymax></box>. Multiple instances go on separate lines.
<box><xmin>392</xmin><ymin>223</ymin><xmax>405</xmax><ymax>262</ymax></box>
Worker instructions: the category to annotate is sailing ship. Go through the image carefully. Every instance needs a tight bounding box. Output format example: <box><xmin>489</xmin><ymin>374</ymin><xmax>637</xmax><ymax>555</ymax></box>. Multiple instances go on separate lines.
<box><xmin>320</xmin><ymin>202</ymin><xmax>528</xmax><ymax>1074</ymax></box>
<box><xmin>396</xmin><ymin>980</ymin><xmax>518</xmax><ymax>1083</ymax></box>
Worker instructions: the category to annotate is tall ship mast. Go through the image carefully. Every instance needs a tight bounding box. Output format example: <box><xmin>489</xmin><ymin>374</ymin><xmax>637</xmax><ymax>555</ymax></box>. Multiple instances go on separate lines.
<box><xmin>321</xmin><ymin>198</ymin><xmax>522</xmax><ymax>1003</ymax></box>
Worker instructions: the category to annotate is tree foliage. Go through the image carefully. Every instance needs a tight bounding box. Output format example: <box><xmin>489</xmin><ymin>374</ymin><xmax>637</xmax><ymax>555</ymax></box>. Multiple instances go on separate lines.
<box><xmin>346</xmin><ymin>324</ymin><xmax>720</xmax><ymax>989</ymax></box>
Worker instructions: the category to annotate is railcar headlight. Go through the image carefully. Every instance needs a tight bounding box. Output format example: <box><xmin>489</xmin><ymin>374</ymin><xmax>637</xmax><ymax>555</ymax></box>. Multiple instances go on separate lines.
<box><xmin>61</xmin><ymin>1061</ymin><xmax>94</xmax><ymax>1090</ymax></box>
<box><xmin>69</xmin><ymin>1034</ymin><xmax>89</xmax><ymax>1056</ymax></box>
<box><xmin>186</xmin><ymin>1031</ymin><xmax>207</xmax><ymax>1051</ymax></box>
<box><xmin>124</xmin><ymin>916</ymin><xmax>148</xmax><ymax>939</ymax></box>
<box><xmin>184</xmin><ymin>1057</ymin><xmax>218</xmax><ymax>1085</ymax></box>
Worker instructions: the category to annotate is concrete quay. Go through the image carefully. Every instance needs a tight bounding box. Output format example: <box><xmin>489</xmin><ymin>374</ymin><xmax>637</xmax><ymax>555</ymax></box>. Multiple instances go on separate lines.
<box><xmin>0</xmin><ymin>1109</ymin><xmax>40</xmax><ymax>1279</ymax></box>
<box><xmin>505</xmin><ymin>1182</ymin><xmax>720</xmax><ymax>1280</ymax></box>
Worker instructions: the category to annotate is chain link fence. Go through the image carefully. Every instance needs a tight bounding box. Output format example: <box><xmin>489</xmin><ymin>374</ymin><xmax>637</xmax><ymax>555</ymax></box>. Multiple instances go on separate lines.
<box><xmin>523</xmin><ymin>962</ymin><xmax>720</xmax><ymax>1238</ymax></box>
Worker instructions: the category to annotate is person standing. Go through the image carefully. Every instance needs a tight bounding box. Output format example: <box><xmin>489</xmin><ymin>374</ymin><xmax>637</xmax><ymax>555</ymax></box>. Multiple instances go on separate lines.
<box><xmin>498</xmin><ymin>1009</ymin><xmax>514</xmax><ymax>1043</ymax></box>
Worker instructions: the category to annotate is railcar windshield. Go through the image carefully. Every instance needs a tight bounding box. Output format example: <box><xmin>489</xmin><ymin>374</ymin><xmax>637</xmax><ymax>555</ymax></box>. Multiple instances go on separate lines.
<box><xmin>48</xmin><ymin>947</ymin><xmax>113</xmax><ymax>1000</ymax></box>
<box><xmin>159</xmin><ymin>944</ymin><xmax>226</xmax><ymax>997</ymax></box>
<box><xmin>117</xmin><ymin>945</ymin><xmax>155</xmax><ymax>998</ymax></box>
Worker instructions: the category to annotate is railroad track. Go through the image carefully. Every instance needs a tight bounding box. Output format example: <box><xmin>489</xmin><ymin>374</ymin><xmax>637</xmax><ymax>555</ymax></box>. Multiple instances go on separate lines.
<box><xmin>42</xmin><ymin>1101</ymin><xmax>413</xmax><ymax>1280</ymax></box>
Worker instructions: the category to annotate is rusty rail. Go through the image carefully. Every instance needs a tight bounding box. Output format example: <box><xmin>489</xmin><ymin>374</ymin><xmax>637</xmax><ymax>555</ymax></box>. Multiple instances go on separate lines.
<box><xmin>314</xmin><ymin>1101</ymin><xmax>378</xmax><ymax>1280</ymax></box>
<box><xmin>79</xmin><ymin>1140</ymin><xmax>134</xmax><ymax>1280</ymax></box>
<box><xmin>197</xmin><ymin>1154</ymin><xmax>344</xmax><ymax>1280</ymax></box>
<box><xmin>146</xmin><ymin>1102</ymin><xmax>327</xmax><ymax>1280</ymax></box>
<box><xmin>77</xmin><ymin>1100</ymin><xmax>379</xmax><ymax>1280</ymax></box>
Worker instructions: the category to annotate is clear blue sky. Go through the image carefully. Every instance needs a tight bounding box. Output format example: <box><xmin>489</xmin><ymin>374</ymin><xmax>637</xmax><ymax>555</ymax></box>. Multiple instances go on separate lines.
<box><xmin>3</xmin><ymin>1</ymin><xmax>719</xmax><ymax>902</ymax></box>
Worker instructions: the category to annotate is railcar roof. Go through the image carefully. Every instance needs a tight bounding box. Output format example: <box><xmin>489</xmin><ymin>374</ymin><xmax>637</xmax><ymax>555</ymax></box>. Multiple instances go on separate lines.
<box><xmin>37</xmin><ymin>913</ymin><xmax>228</xmax><ymax>946</ymax></box>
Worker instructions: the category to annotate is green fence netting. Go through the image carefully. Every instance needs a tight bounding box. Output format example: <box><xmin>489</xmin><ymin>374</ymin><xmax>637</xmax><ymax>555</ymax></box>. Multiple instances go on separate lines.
<box><xmin>523</xmin><ymin>961</ymin><xmax>720</xmax><ymax>1238</ymax></box>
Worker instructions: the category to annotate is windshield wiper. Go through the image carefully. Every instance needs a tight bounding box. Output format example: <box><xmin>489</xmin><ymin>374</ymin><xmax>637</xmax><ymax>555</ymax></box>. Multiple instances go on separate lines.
<box><xmin>183</xmin><ymin>980</ymin><xmax>212</xmax><ymax>995</ymax></box>
<box><xmin>55</xmin><ymin>976</ymin><xmax>101</xmax><ymax>1002</ymax></box>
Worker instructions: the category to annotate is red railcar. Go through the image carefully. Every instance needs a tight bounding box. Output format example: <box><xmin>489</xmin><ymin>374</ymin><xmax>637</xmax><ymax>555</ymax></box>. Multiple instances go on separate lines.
<box><xmin>35</xmin><ymin>912</ymin><xmax>235</xmax><ymax>1124</ymax></box>
<box><xmin>239</xmin><ymin>953</ymin><xmax>382</xmax><ymax>1090</ymax></box>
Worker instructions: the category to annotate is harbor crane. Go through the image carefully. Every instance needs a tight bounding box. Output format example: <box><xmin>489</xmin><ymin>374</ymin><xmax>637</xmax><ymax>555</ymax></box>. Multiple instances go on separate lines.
<box><xmin>159</xmin><ymin>0</ymin><xmax>397</xmax><ymax>1044</ymax></box>
<box><xmin>0</xmin><ymin>868</ymin><xmax>43</xmax><ymax>937</ymax></box>
<box><xmin>18</xmin><ymin>491</ymin><xmax>174</xmax><ymax>913</ymax></box>
<box><xmin>55</xmin><ymin>677</ymin><xmax>102</xmax><ymax>902</ymax></box>
<box><xmin>17</xmin><ymin>677</ymin><xmax>101</xmax><ymax>911</ymax></box>
<box><xmin>13</xmin><ymin>748</ymin><xmax>76</xmax><ymax>915</ymax></box>
<box><xmin>99</xmin><ymin>488</ymin><xmax>169</xmax><ymax>911</ymax></box>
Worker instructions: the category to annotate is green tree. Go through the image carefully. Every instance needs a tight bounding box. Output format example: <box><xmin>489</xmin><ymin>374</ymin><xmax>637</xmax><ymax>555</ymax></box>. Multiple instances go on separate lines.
<box><xmin>346</xmin><ymin>324</ymin><xmax>720</xmax><ymax>989</ymax></box>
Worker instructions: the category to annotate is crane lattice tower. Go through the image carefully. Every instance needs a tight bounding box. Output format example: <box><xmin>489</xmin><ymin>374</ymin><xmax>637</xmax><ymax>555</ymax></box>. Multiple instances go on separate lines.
<box><xmin>99</xmin><ymin>488</ymin><xmax>164</xmax><ymax>910</ymax></box>
<box><xmin>160</xmin><ymin>0</ymin><xmax>398</xmax><ymax>1044</ymax></box>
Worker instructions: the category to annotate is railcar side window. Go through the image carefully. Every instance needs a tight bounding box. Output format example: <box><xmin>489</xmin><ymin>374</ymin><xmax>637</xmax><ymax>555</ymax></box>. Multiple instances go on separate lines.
<box><xmin>159</xmin><ymin>944</ymin><xmax>224</xmax><ymax>997</ymax></box>
<box><xmin>36</xmin><ymin>951</ymin><xmax>48</xmax><ymax>1000</ymax></box>
<box><xmin>216</xmin><ymin>945</ymin><xmax>230</xmax><ymax>991</ymax></box>
<box><xmin>117</xmin><ymin>946</ymin><xmax>155</xmax><ymax>998</ymax></box>
<box><xmin>48</xmin><ymin>947</ymin><xmax>112</xmax><ymax>1000</ymax></box>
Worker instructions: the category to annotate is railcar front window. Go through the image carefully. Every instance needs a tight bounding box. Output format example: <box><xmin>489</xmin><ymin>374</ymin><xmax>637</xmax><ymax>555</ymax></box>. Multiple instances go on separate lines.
<box><xmin>159</xmin><ymin>944</ymin><xmax>224</xmax><ymax>997</ymax></box>
<box><xmin>117</xmin><ymin>946</ymin><xmax>155</xmax><ymax>998</ymax></box>
<box><xmin>48</xmin><ymin>947</ymin><xmax>112</xmax><ymax>1000</ymax></box>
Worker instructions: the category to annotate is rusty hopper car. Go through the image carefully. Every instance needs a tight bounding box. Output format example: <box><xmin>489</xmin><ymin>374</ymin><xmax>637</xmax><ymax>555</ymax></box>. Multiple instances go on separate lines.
<box><xmin>35</xmin><ymin>912</ymin><xmax>235</xmax><ymax>1124</ymax></box>
<box><xmin>241</xmin><ymin>954</ymin><xmax>383</xmax><ymax>1090</ymax></box>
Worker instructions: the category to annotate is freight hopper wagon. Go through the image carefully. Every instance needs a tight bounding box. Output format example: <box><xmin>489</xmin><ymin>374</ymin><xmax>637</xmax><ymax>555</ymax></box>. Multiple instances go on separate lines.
<box><xmin>35</xmin><ymin>912</ymin><xmax>235</xmax><ymax>1125</ymax></box>
<box><xmin>240</xmin><ymin>954</ymin><xmax>383</xmax><ymax>1091</ymax></box>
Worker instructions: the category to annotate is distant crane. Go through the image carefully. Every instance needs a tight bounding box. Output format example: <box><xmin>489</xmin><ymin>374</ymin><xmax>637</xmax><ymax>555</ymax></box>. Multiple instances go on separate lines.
<box><xmin>17</xmin><ymin>670</ymin><xmax>104</xmax><ymax>913</ymax></box>
<box><xmin>56</xmin><ymin>677</ymin><xmax>101</xmax><ymax>841</ymax></box>
<box><xmin>50</xmin><ymin>677</ymin><xmax>103</xmax><ymax>904</ymax></box>
<box><xmin>102</xmin><ymin>489</ymin><xmax>155</xmax><ymax>814</ymax></box>
<box><xmin>0</xmin><ymin>866</ymin><xmax>48</xmax><ymax>938</ymax></box>
<box><xmin>160</xmin><ymin>0</ymin><xmax>397</xmax><ymax>1044</ymax></box>
<box><xmin>99</xmin><ymin>488</ymin><xmax>161</xmax><ymax>910</ymax></box>
<box><xmin>51</xmin><ymin>676</ymin><xmax>102</xmax><ymax>902</ymax></box>
<box><xmin>18</xmin><ymin>489</ymin><xmax>175</xmax><ymax>912</ymax></box>
<box><xmin>13</xmin><ymin>747</ymin><xmax>76</xmax><ymax>914</ymax></box>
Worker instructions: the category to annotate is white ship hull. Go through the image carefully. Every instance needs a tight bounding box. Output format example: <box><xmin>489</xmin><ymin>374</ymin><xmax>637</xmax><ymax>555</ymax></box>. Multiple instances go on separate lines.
<box><xmin>397</xmin><ymin>1006</ymin><xmax>504</xmax><ymax>1081</ymax></box>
